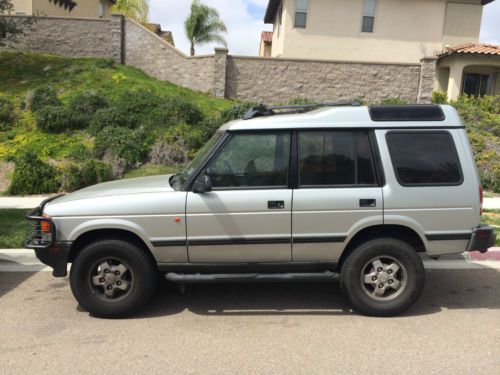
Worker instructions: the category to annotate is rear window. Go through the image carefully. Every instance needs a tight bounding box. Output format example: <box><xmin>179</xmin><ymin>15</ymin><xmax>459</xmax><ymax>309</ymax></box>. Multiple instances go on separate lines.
<box><xmin>386</xmin><ymin>131</ymin><xmax>463</xmax><ymax>186</ymax></box>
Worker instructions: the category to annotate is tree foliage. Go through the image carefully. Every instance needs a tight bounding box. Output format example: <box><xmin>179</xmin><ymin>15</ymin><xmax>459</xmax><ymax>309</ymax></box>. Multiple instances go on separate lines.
<box><xmin>0</xmin><ymin>0</ymin><xmax>25</xmax><ymax>47</ymax></box>
<box><xmin>112</xmin><ymin>0</ymin><xmax>149</xmax><ymax>23</ymax></box>
<box><xmin>184</xmin><ymin>0</ymin><xmax>227</xmax><ymax>56</ymax></box>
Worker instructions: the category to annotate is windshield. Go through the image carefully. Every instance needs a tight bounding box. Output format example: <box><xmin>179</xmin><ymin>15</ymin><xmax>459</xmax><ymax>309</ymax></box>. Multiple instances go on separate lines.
<box><xmin>178</xmin><ymin>131</ymin><xmax>224</xmax><ymax>186</ymax></box>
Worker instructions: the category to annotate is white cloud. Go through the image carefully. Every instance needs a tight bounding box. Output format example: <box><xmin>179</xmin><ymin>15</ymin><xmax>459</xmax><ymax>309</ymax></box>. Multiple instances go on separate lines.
<box><xmin>480</xmin><ymin>1</ymin><xmax>500</xmax><ymax>44</ymax></box>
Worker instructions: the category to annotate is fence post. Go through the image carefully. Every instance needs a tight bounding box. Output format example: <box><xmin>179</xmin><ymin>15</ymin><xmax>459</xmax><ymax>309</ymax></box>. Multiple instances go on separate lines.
<box><xmin>110</xmin><ymin>13</ymin><xmax>125</xmax><ymax>64</ymax></box>
<box><xmin>213</xmin><ymin>48</ymin><xmax>228</xmax><ymax>98</ymax></box>
<box><xmin>417</xmin><ymin>57</ymin><xmax>437</xmax><ymax>104</ymax></box>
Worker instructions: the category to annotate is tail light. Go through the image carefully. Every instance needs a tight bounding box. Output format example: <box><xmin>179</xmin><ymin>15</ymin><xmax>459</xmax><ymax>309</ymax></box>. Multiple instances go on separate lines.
<box><xmin>479</xmin><ymin>186</ymin><xmax>483</xmax><ymax>216</ymax></box>
<box><xmin>41</xmin><ymin>214</ymin><xmax>52</xmax><ymax>233</ymax></box>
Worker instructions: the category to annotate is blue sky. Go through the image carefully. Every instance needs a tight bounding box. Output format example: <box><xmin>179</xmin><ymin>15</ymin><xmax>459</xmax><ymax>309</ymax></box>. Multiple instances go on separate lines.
<box><xmin>149</xmin><ymin>0</ymin><xmax>500</xmax><ymax>56</ymax></box>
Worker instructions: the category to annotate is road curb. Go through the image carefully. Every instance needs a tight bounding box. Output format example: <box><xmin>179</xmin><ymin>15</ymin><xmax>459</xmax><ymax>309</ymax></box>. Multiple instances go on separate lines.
<box><xmin>468</xmin><ymin>247</ymin><xmax>500</xmax><ymax>261</ymax></box>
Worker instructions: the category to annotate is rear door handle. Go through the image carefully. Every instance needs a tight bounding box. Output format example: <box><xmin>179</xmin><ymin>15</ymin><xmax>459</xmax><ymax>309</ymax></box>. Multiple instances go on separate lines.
<box><xmin>360</xmin><ymin>199</ymin><xmax>376</xmax><ymax>207</ymax></box>
<box><xmin>268</xmin><ymin>200</ymin><xmax>285</xmax><ymax>209</ymax></box>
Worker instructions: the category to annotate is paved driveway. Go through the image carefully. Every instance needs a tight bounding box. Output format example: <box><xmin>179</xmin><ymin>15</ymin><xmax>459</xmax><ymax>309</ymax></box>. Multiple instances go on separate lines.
<box><xmin>0</xmin><ymin>266</ymin><xmax>499</xmax><ymax>374</ymax></box>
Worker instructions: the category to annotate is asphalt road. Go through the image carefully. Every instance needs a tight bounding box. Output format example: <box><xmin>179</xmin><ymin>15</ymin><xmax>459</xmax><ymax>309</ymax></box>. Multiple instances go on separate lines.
<box><xmin>0</xmin><ymin>267</ymin><xmax>499</xmax><ymax>374</ymax></box>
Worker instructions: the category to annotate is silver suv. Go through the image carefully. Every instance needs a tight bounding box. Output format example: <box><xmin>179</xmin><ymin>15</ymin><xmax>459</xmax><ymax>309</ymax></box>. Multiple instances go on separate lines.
<box><xmin>25</xmin><ymin>104</ymin><xmax>496</xmax><ymax>317</ymax></box>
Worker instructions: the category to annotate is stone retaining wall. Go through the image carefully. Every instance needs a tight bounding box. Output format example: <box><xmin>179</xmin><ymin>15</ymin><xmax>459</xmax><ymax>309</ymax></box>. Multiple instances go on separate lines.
<box><xmin>226</xmin><ymin>55</ymin><xmax>422</xmax><ymax>103</ymax></box>
<box><xmin>1</xmin><ymin>15</ymin><xmax>435</xmax><ymax>103</ymax></box>
<box><xmin>2</xmin><ymin>15</ymin><xmax>120</xmax><ymax>60</ymax></box>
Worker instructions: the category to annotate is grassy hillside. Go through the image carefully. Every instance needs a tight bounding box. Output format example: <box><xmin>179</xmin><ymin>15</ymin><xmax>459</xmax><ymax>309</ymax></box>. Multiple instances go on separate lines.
<box><xmin>0</xmin><ymin>51</ymin><xmax>236</xmax><ymax>194</ymax></box>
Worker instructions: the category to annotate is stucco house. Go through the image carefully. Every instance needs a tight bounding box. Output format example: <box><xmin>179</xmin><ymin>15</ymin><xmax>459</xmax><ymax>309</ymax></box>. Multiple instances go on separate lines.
<box><xmin>8</xmin><ymin>0</ymin><xmax>115</xmax><ymax>18</ymax></box>
<box><xmin>261</xmin><ymin>0</ymin><xmax>499</xmax><ymax>99</ymax></box>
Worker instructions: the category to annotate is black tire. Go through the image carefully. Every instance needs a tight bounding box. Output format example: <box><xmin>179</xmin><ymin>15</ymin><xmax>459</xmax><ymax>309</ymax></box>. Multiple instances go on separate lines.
<box><xmin>341</xmin><ymin>238</ymin><xmax>425</xmax><ymax>317</ymax></box>
<box><xmin>70</xmin><ymin>239</ymin><xmax>158</xmax><ymax>318</ymax></box>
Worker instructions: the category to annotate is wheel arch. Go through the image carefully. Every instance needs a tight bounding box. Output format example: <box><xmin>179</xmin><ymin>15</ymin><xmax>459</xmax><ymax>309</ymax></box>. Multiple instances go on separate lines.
<box><xmin>68</xmin><ymin>228</ymin><xmax>156</xmax><ymax>264</ymax></box>
<box><xmin>339</xmin><ymin>224</ymin><xmax>426</xmax><ymax>268</ymax></box>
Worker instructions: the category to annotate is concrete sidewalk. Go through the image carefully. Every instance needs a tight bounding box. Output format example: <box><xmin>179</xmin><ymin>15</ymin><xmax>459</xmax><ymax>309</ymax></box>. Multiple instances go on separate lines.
<box><xmin>1</xmin><ymin>195</ymin><xmax>500</xmax><ymax>209</ymax></box>
<box><xmin>0</xmin><ymin>195</ymin><xmax>48</xmax><ymax>209</ymax></box>
<box><xmin>1</xmin><ymin>249</ymin><xmax>498</xmax><ymax>273</ymax></box>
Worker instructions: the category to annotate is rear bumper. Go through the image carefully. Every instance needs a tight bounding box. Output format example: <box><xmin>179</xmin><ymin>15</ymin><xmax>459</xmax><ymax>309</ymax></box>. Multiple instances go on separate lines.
<box><xmin>467</xmin><ymin>225</ymin><xmax>496</xmax><ymax>253</ymax></box>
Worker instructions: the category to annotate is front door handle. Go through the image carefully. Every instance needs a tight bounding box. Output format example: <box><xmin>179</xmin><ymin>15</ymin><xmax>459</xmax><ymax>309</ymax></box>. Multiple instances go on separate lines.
<box><xmin>360</xmin><ymin>199</ymin><xmax>376</xmax><ymax>207</ymax></box>
<box><xmin>268</xmin><ymin>200</ymin><xmax>285</xmax><ymax>209</ymax></box>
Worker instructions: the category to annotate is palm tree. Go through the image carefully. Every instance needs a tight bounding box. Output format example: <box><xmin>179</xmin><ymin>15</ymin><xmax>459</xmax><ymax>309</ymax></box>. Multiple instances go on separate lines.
<box><xmin>184</xmin><ymin>0</ymin><xmax>227</xmax><ymax>56</ymax></box>
<box><xmin>112</xmin><ymin>0</ymin><xmax>150</xmax><ymax>23</ymax></box>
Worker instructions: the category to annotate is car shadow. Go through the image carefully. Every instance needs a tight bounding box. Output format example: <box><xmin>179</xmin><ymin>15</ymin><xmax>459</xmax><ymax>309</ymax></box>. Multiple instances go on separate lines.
<box><xmin>0</xmin><ymin>271</ymin><xmax>39</xmax><ymax>299</ymax></box>
<box><xmin>124</xmin><ymin>268</ymin><xmax>500</xmax><ymax>319</ymax></box>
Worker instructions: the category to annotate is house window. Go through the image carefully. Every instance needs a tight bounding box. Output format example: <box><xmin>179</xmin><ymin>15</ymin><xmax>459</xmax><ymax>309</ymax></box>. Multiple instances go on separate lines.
<box><xmin>362</xmin><ymin>0</ymin><xmax>377</xmax><ymax>33</ymax></box>
<box><xmin>98</xmin><ymin>0</ymin><xmax>105</xmax><ymax>18</ymax></box>
<box><xmin>294</xmin><ymin>0</ymin><xmax>308</xmax><ymax>28</ymax></box>
<box><xmin>462</xmin><ymin>73</ymin><xmax>492</xmax><ymax>97</ymax></box>
<box><xmin>277</xmin><ymin>4</ymin><xmax>283</xmax><ymax>37</ymax></box>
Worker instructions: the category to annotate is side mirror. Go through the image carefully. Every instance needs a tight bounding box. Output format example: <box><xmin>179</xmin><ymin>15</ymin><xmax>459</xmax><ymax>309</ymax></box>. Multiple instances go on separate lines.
<box><xmin>192</xmin><ymin>174</ymin><xmax>212</xmax><ymax>193</ymax></box>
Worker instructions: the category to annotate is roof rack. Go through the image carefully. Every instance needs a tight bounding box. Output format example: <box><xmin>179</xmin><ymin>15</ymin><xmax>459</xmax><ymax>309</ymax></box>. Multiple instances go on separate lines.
<box><xmin>243</xmin><ymin>101</ymin><xmax>361</xmax><ymax>120</ymax></box>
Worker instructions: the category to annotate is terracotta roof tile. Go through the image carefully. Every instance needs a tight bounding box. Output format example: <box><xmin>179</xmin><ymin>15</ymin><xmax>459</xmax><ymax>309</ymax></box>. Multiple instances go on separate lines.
<box><xmin>439</xmin><ymin>43</ymin><xmax>500</xmax><ymax>57</ymax></box>
<box><xmin>261</xmin><ymin>31</ymin><xmax>273</xmax><ymax>43</ymax></box>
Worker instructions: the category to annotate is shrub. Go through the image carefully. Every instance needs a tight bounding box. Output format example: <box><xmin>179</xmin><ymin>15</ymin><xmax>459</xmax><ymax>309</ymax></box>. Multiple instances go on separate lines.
<box><xmin>67</xmin><ymin>143</ymin><xmax>92</xmax><ymax>162</ymax></box>
<box><xmin>164</xmin><ymin>95</ymin><xmax>204</xmax><ymax>125</ymax></box>
<box><xmin>432</xmin><ymin>91</ymin><xmax>448</xmax><ymax>104</ymax></box>
<box><xmin>94</xmin><ymin>126</ymin><xmax>150</xmax><ymax>166</ymax></box>
<box><xmin>89</xmin><ymin>107</ymin><xmax>136</xmax><ymax>135</ymax></box>
<box><xmin>0</xmin><ymin>96</ymin><xmax>14</xmax><ymax>130</ymax></box>
<box><xmin>29</xmin><ymin>86</ymin><xmax>62</xmax><ymax>112</ymax></box>
<box><xmin>219</xmin><ymin>102</ymin><xmax>256</xmax><ymax>123</ymax></box>
<box><xmin>8</xmin><ymin>152</ymin><xmax>59</xmax><ymax>195</ymax></box>
<box><xmin>36</xmin><ymin>106</ymin><xmax>87</xmax><ymax>133</ymax></box>
<box><xmin>114</xmin><ymin>89</ymin><xmax>164</xmax><ymax>118</ymax></box>
<box><xmin>68</xmin><ymin>91</ymin><xmax>108</xmax><ymax>118</ymax></box>
<box><xmin>451</xmin><ymin>95</ymin><xmax>500</xmax><ymax>192</ymax></box>
<box><xmin>150</xmin><ymin>136</ymin><xmax>190</xmax><ymax>167</ymax></box>
<box><xmin>60</xmin><ymin>159</ymin><xmax>112</xmax><ymax>191</ymax></box>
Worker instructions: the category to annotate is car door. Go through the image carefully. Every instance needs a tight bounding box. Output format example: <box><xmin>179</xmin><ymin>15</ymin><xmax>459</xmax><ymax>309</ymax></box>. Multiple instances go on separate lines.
<box><xmin>292</xmin><ymin>130</ymin><xmax>383</xmax><ymax>261</ymax></box>
<box><xmin>186</xmin><ymin>131</ymin><xmax>293</xmax><ymax>262</ymax></box>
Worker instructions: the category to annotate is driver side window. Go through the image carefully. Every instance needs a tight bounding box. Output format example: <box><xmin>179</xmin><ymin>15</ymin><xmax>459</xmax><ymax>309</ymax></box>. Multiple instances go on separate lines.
<box><xmin>206</xmin><ymin>132</ymin><xmax>291</xmax><ymax>189</ymax></box>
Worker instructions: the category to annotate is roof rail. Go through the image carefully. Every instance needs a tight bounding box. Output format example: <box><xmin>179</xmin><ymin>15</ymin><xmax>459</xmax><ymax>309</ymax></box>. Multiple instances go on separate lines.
<box><xmin>243</xmin><ymin>101</ymin><xmax>361</xmax><ymax>120</ymax></box>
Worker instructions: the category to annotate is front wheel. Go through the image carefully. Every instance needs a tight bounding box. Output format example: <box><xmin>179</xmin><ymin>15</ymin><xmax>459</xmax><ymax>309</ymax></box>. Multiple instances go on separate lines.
<box><xmin>70</xmin><ymin>239</ymin><xmax>158</xmax><ymax>318</ymax></box>
<box><xmin>341</xmin><ymin>238</ymin><xmax>425</xmax><ymax>316</ymax></box>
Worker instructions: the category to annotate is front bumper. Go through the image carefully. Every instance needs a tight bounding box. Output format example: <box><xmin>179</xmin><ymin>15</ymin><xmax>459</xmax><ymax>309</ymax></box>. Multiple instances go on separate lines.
<box><xmin>25</xmin><ymin>194</ymin><xmax>70</xmax><ymax>277</ymax></box>
<box><xmin>467</xmin><ymin>225</ymin><xmax>497</xmax><ymax>253</ymax></box>
<box><xmin>34</xmin><ymin>242</ymin><xmax>72</xmax><ymax>277</ymax></box>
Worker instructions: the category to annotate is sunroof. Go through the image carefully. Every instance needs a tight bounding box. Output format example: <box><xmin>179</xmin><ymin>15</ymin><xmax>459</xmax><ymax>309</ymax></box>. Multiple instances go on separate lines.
<box><xmin>369</xmin><ymin>105</ymin><xmax>445</xmax><ymax>122</ymax></box>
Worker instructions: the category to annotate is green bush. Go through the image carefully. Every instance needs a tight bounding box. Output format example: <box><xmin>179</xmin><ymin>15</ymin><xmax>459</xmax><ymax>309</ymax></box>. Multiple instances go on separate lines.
<box><xmin>432</xmin><ymin>91</ymin><xmax>448</xmax><ymax>104</ymax></box>
<box><xmin>68</xmin><ymin>91</ymin><xmax>108</xmax><ymax>119</ymax></box>
<box><xmin>29</xmin><ymin>86</ymin><xmax>62</xmax><ymax>112</ymax></box>
<box><xmin>164</xmin><ymin>95</ymin><xmax>204</xmax><ymax>125</ymax></box>
<box><xmin>114</xmin><ymin>89</ymin><xmax>164</xmax><ymax>117</ymax></box>
<box><xmin>36</xmin><ymin>106</ymin><xmax>87</xmax><ymax>133</ymax></box>
<box><xmin>451</xmin><ymin>95</ymin><xmax>500</xmax><ymax>192</ymax></box>
<box><xmin>89</xmin><ymin>107</ymin><xmax>136</xmax><ymax>135</ymax></box>
<box><xmin>0</xmin><ymin>96</ymin><xmax>14</xmax><ymax>130</ymax></box>
<box><xmin>60</xmin><ymin>159</ymin><xmax>112</xmax><ymax>191</ymax></box>
<box><xmin>219</xmin><ymin>102</ymin><xmax>256</xmax><ymax>123</ymax></box>
<box><xmin>8</xmin><ymin>152</ymin><xmax>60</xmax><ymax>195</ymax></box>
<box><xmin>94</xmin><ymin>126</ymin><xmax>150</xmax><ymax>166</ymax></box>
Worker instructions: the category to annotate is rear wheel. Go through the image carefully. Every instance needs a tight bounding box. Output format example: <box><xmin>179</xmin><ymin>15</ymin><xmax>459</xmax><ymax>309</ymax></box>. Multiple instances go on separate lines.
<box><xmin>341</xmin><ymin>238</ymin><xmax>425</xmax><ymax>316</ymax></box>
<box><xmin>70</xmin><ymin>239</ymin><xmax>158</xmax><ymax>318</ymax></box>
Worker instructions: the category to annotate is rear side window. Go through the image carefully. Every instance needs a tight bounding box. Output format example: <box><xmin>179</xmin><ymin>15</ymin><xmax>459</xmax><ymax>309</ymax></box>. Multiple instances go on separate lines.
<box><xmin>298</xmin><ymin>131</ymin><xmax>376</xmax><ymax>187</ymax></box>
<box><xmin>386</xmin><ymin>131</ymin><xmax>463</xmax><ymax>186</ymax></box>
